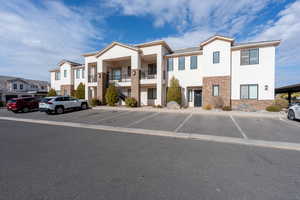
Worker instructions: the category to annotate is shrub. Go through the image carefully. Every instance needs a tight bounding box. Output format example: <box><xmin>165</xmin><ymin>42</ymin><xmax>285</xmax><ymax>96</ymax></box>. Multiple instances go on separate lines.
<box><xmin>71</xmin><ymin>90</ymin><xmax>77</xmax><ymax>98</ymax></box>
<box><xmin>274</xmin><ymin>98</ymin><xmax>288</xmax><ymax>109</ymax></box>
<box><xmin>89</xmin><ymin>98</ymin><xmax>101</xmax><ymax>107</ymax></box>
<box><xmin>105</xmin><ymin>84</ymin><xmax>119</xmax><ymax>106</ymax></box>
<box><xmin>167</xmin><ymin>76</ymin><xmax>182</xmax><ymax>105</ymax></box>
<box><xmin>0</xmin><ymin>101</ymin><xmax>4</xmax><ymax>107</ymax></box>
<box><xmin>222</xmin><ymin>106</ymin><xmax>232</xmax><ymax>111</ymax></box>
<box><xmin>152</xmin><ymin>105</ymin><xmax>163</xmax><ymax>108</ymax></box>
<box><xmin>76</xmin><ymin>83</ymin><xmax>85</xmax><ymax>99</ymax></box>
<box><xmin>266</xmin><ymin>105</ymin><xmax>281</xmax><ymax>112</ymax></box>
<box><xmin>47</xmin><ymin>88</ymin><xmax>57</xmax><ymax>96</ymax></box>
<box><xmin>203</xmin><ymin>104</ymin><xmax>213</xmax><ymax>110</ymax></box>
<box><xmin>125</xmin><ymin>97</ymin><xmax>137</xmax><ymax>107</ymax></box>
<box><xmin>212</xmin><ymin>96</ymin><xmax>224</xmax><ymax>109</ymax></box>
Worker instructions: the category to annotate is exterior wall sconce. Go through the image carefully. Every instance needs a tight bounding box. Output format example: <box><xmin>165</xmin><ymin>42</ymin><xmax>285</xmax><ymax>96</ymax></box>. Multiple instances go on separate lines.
<box><xmin>132</xmin><ymin>71</ymin><xmax>136</xmax><ymax>76</ymax></box>
<box><xmin>98</xmin><ymin>73</ymin><xmax>101</xmax><ymax>78</ymax></box>
<box><xmin>265</xmin><ymin>85</ymin><xmax>268</xmax><ymax>91</ymax></box>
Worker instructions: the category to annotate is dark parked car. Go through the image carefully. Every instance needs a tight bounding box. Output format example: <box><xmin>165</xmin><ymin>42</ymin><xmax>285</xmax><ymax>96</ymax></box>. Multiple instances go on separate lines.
<box><xmin>6</xmin><ymin>97</ymin><xmax>39</xmax><ymax>113</ymax></box>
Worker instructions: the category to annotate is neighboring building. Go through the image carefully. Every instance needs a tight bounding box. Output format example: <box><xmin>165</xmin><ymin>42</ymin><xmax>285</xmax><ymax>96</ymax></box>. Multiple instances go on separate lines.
<box><xmin>49</xmin><ymin>35</ymin><xmax>280</xmax><ymax>110</ymax></box>
<box><xmin>0</xmin><ymin>76</ymin><xmax>50</xmax><ymax>102</ymax></box>
<box><xmin>50</xmin><ymin>60</ymin><xmax>85</xmax><ymax>96</ymax></box>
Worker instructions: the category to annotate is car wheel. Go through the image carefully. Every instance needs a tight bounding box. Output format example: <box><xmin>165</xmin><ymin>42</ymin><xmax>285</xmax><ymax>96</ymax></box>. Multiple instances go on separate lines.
<box><xmin>22</xmin><ymin>107</ymin><xmax>29</xmax><ymax>113</ymax></box>
<box><xmin>81</xmin><ymin>103</ymin><xmax>87</xmax><ymax>110</ymax></box>
<box><xmin>288</xmin><ymin>110</ymin><xmax>296</xmax><ymax>120</ymax></box>
<box><xmin>55</xmin><ymin>106</ymin><xmax>64</xmax><ymax>114</ymax></box>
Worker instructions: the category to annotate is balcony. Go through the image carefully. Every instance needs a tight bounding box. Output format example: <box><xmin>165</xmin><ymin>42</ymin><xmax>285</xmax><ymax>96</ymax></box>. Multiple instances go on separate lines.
<box><xmin>141</xmin><ymin>73</ymin><xmax>157</xmax><ymax>80</ymax></box>
<box><xmin>88</xmin><ymin>74</ymin><xmax>97</xmax><ymax>83</ymax></box>
<box><xmin>109</xmin><ymin>73</ymin><xmax>131</xmax><ymax>82</ymax></box>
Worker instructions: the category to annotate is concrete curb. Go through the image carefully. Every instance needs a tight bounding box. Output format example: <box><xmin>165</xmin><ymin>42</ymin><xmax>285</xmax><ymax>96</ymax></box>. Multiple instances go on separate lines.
<box><xmin>1</xmin><ymin>116</ymin><xmax>300</xmax><ymax>152</ymax></box>
<box><xmin>92</xmin><ymin>106</ymin><xmax>284</xmax><ymax>119</ymax></box>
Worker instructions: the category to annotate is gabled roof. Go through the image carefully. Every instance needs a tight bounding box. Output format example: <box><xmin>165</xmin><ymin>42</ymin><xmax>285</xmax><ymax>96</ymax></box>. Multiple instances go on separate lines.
<box><xmin>200</xmin><ymin>35</ymin><xmax>234</xmax><ymax>47</ymax></box>
<box><xmin>58</xmin><ymin>59</ymin><xmax>81</xmax><ymax>66</ymax></box>
<box><xmin>94</xmin><ymin>42</ymin><xmax>140</xmax><ymax>58</ymax></box>
<box><xmin>134</xmin><ymin>40</ymin><xmax>172</xmax><ymax>52</ymax></box>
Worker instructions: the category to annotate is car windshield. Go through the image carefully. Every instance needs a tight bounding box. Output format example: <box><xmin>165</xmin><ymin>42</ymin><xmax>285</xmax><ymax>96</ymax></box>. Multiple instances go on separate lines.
<box><xmin>40</xmin><ymin>98</ymin><xmax>54</xmax><ymax>103</ymax></box>
<box><xmin>7</xmin><ymin>99</ymin><xmax>17</xmax><ymax>103</ymax></box>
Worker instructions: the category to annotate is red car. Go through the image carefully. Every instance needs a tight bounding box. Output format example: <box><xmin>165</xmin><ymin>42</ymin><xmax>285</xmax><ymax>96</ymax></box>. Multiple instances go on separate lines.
<box><xmin>6</xmin><ymin>97</ymin><xmax>39</xmax><ymax>113</ymax></box>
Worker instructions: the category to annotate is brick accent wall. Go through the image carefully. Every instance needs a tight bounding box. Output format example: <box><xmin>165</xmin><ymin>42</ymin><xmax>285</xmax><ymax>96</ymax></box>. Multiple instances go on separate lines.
<box><xmin>232</xmin><ymin>100</ymin><xmax>273</xmax><ymax>111</ymax></box>
<box><xmin>60</xmin><ymin>84</ymin><xmax>74</xmax><ymax>96</ymax></box>
<box><xmin>97</xmin><ymin>72</ymin><xmax>107</xmax><ymax>103</ymax></box>
<box><xmin>131</xmin><ymin>69</ymin><xmax>141</xmax><ymax>106</ymax></box>
<box><xmin>203</xmin><ymin>76</ymin><xmax>230</xmax><ymax>107</ymax></box>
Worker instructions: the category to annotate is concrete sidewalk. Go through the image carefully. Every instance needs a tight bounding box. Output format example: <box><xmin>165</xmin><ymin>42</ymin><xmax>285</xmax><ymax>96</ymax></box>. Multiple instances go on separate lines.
<box><xmin>93</xmin><ymin>106</ymin><xmax>286</xmax><ymax>119</ymax></box>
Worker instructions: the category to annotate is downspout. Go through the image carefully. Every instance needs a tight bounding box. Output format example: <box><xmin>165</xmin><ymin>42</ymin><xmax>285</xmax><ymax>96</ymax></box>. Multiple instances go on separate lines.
<box><xmin>230</xmin><ymin>45</ymin><xmax>232</xmax><ymax>108</ymax></box>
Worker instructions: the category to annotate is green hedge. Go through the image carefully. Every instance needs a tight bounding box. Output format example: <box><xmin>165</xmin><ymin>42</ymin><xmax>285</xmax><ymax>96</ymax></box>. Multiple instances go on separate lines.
<box><xmin>125</xmin><ymin>97</ymin><xmax>137</xmax><ymax>107</ymax></box>
<box><xmin>266</xmin><ymin>105</ymin><xmax>281</xmax><ymax>112</ymax></box>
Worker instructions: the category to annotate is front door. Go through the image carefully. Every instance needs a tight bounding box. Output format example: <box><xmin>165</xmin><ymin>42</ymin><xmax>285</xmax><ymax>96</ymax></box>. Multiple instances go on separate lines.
<box><xmin>194</xmin><ymin>90</ymin><xmax>202</xmax><ymax>107</ymax></box>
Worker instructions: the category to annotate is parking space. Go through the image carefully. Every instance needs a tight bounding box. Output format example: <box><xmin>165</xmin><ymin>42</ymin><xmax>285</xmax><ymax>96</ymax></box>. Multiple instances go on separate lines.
<box><xmin>234</xmin><ymin>116</ymin><xmax>300</xmax><ymax>143</ymax></box>
<box><xmin>178</xmin><ymin>115</ymin><xmax>243</xmax><ymax>138</ymax></box>
<box><xmin>1</xmin><ymin>108</ymin><xmax>300</xmax><ymax>144</ymax></box>
<box><xmin>129</xmin><ymin>112</ymin><xmax>189</xmax><ymax>131</ymax></box>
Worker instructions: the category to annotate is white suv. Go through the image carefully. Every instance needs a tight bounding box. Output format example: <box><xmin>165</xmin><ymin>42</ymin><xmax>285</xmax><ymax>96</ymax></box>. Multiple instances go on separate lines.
<box><xmin>287</xmin><ymin>103</ymin><xmax>300</xmax><ymax>120</ymax></box>
<box><xmin>39</xmin><ymin>96</ymin><xmax>88</xmax><ymax>114</ymax></box>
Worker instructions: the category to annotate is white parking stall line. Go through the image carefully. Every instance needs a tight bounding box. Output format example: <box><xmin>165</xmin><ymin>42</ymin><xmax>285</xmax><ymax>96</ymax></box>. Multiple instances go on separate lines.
<box><xmin>125</xmin><ymin>112</ymin><xmax>160</xmax><ymax>127</ymax></box>
<box><xmin>97</xmin><ymin>111</ymin><xmax>131</xmax><ymax>122</ymax></box>
<box><xmin>230</xmin><ymin>115</ymin><xmax>248</xmax><ymax>139</ymax></box>
<box><xmin>174</xmin><ymin>113</ymin><xmax>193</xmax><ymax>132</ymax></box>
<box><xmin>279</xmin><ymin>116</ymin><xmax>300</xmax><ymax>128</ymax></box>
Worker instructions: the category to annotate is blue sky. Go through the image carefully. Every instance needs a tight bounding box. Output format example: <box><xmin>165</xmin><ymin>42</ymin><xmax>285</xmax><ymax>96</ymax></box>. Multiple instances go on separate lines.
<box><xmin>0</xmin><ymin>0</ymin><xmax>299</xmax><ymax>87</ymax></box>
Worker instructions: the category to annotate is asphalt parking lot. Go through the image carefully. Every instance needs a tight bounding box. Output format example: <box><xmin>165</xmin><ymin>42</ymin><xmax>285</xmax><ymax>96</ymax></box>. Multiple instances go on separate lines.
<box><xmin>0</xmin><ymin>108</ymin><xmax>300</xmax><ymax>144</ymax></box>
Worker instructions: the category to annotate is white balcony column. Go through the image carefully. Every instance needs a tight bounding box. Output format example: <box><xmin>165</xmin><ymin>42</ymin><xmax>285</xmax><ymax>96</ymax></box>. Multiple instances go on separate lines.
<box><xmin>156</xmin><ymin>49</ymin><xmax>163</xmax><ymax>106</ymax></box>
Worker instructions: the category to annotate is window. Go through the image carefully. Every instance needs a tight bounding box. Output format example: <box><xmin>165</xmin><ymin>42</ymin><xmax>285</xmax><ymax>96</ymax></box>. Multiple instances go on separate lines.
<box><xmin>241</xmin><ymin>48</ymin><xmax>259</xmax><ymax>65</ymax></box>
<box><xmin>64</xmin><ymin>70</ymin><xmax>67</xmax><ymax>78</ymax></box>
<box><xmin>127</xmin><ymin>88</ymin><xmax>131</xmax><ymax>97</ymax></box>
<box><xmin>212</xmin><ymin>85</ymin><xmax>219</xmax><ymax>96</ymax></box>
<box><xmin>240</xmin><ymin>84</ymin><xmax>258</xmax><ymax>99</ymax></box>
<box><xmin>112</xmin><ymin>69</ymin><xmax>121</xmax><ymax>80</ymax></box>
<box><xmin>76</xmin><ymin>69</ymin><xmax>80</xmax><ymax>79</ymax></box>
<box><xmin>187</xmin><ymin>89</ymin><xmax>193</xmax><ymax>102</ymax></box>
<box><xmin>20</xmin><ymin>84</ymin><xmax>23</xmax><ymax>90</ymax></box>
<box><xmin>148</xmin><ymin>64</ymin><xmax>157</xmax><ymax>75</ymax></box>
<box><xmin>82</xmin><ymin>69</ymin><xmax>85</xmax><ymax>79</ymax></box>
<box><xmin>213</xmin><ymin>51</ymin><xmax>220</xmax><ymax>64</ymax></box>
<box><xmin>55</xmin><ymin>72</ymin><xmax>60</xmax><ymax>80</ymax></box>
<box><xmin>147</xmin><ymin>88</ymin><xmax>157</xmax><ymax>99</ymax></box>
<box><xmin>167</xmin><ymin>58</ymin><xmax>173</xmax><ymax>71</ymax></box>
<box><xmin>13</xmin><ymin>83</ymin><xmax>17</xmax><ymax>90</ymax></box>
<box><xmin>127</xmin><ymin>66</ymin><xmax>131</xmax><ymax>77</ymax></box>
<box><xmin>178</xmin><ymin>57</ymin><xmax>185</xmax><ymax>70</ymax></box>
<box><xmin>190</xmin><ymin>56</ymin><xmax>197</xmax><ymax>69</ymax></box>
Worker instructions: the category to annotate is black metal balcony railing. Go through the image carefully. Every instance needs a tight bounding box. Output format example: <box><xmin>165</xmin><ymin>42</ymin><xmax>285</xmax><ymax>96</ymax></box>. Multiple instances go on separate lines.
<box><xmin>109</xmin><ymin>73</ymin><xmax>131</xmax><ymax>82</ymax></box>
<box><xmin>88</xmin><ymin>75</ymin><xmax>97</xmax><ymax>83</ymax></box>
<box><xmin>141</xmin><ymin>71</ymin><xmax>157</xmax><ymax>79</ymax></box>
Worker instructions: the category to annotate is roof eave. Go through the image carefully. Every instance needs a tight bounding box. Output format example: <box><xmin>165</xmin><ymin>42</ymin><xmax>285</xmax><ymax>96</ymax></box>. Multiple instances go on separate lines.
<box><xmin>231</xmin><ymin>40</ymin><xmax>281</xmax><ymax>50</ymax></box>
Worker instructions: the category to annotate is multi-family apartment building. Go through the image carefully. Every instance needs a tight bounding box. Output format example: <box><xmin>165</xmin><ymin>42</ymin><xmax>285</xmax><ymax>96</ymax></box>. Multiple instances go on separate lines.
<box><xmin>0</xmin><ymin>75</ymin><xmax>49</xmax><ymax>102</ymax></box>
<box><xmin>50</xmin><ymin>35</ymin><xmax>280</xmax><ymax>110</ymax></box>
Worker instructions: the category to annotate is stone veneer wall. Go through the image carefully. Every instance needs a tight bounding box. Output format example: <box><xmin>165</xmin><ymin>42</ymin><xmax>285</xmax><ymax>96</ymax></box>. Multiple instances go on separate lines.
<box><xmin>97</xmin><ymin>72</ymin><xmax>107</xmax><ymax>104</ymax></box>
<box><xmin>131</xmin><ymin>69</ymin><xmax>141</xmax><ymax>106</ymax></box>
<box><xmin>232</xmin><ymin>100</ymin><xmax>273</xmax><ymax>111</ymax></box>
<box><xmin>60</xmin><ymin>84</ymin><xmax>74</xmax><ymax>96</ymax></box>
<box><xmin>203</xmin><ymin>76</ymin><xmax>231</xmax><ymax>107</ymax></box>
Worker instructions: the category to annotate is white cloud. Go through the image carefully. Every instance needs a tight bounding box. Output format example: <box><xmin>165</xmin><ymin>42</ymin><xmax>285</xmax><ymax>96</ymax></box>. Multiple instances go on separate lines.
<box><xmin>0</xmin><ymin>0</ymin><xmax>102</xmax><ymax>81</ymax></box>
<box><xmin>251</xmin><ymin>0</ymin><xmax>300</xmax><ymax>67</ymax></box>
<box><xmin>107</xmin><ymin>0</ymin><xmax>273</xmax><ymax>49</ymax></box>
<box><xmin>107</xmin><ymin>0</ymin><xmax>270</xmax><ymax>30</ymax></box>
